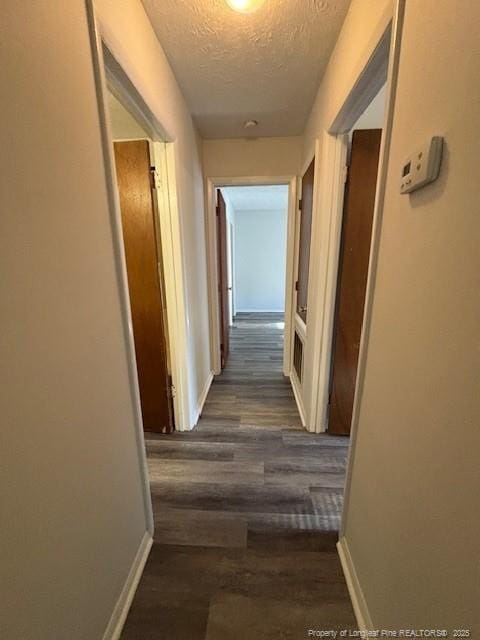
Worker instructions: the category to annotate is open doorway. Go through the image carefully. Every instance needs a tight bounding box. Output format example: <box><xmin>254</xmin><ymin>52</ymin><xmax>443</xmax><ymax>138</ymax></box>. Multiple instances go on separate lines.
<box><xmin>209</xmin><ymin>184</ymin><xmax>300</xmax><ymax>426</ymax></box>
<box><xmin>327</xmin><ymin>85</ymin><xmax>387</xmax><ymax>435</ymax></box>
<box><xmin>105</xmin><ymin>89</ymin><xmax>174</xmax><ymax>434</ymax></box>
<box><xmin>216</xmin><ymin>185</ymin><xmax>289</xmax><ymax>368</ymax></box>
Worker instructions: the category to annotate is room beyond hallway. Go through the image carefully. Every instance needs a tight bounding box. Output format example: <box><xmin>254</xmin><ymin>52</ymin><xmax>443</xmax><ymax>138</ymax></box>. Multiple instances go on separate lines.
<box><xmin>121</xmin><ymin>314</ymin><xmax>354</xmax><ymax>639</ymax></box>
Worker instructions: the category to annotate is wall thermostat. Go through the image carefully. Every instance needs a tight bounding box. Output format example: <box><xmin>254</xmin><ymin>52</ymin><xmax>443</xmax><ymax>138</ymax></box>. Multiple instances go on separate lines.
<box><xmin>400</xmin><ymin>136</ymin><xmax>444</xmax><ymax>194</ymax></box>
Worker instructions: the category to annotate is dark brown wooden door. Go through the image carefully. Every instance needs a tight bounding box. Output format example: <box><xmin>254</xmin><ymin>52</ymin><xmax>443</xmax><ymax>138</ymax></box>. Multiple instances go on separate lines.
<box><xmin>217</xmin><ymin>190</ymin><xmax>230</xmax><ymax>368</ymax></box>
<box><xmin>297</xmin><ymin>158</ymin><xmax>315</xmax><ymax>323</ymax></box>
<box><xmin>328</xmin><ymin>129</ymin><xmax>382</xmax><ymax>436</ymax></box>
<box><xmin>113</xmin><ymin>140</ymin><xmax>173</xmax><ymax>433</ymax></box>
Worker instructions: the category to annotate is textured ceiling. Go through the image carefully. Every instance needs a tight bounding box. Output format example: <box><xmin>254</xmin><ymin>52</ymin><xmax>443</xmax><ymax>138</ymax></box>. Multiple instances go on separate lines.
<box><xmin>222</xmin><ymin>185</ymin><xmax>289</xmax><ymax>210</ymax></box>
<box><xmin>141</xmin><ymin>0</ymin><xmax>351</xmax><ymax>139</ymax></box>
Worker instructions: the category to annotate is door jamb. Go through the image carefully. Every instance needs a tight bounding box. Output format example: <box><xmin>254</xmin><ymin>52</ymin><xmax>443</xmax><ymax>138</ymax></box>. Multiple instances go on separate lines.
<box><xmin>86</xmin><ymin>2</ymin><xmax>153</xmax><ymax>535</ymax></box>
<box><xmin>88</xmin><ymin>7</ymin><xmax>192</xmax><ymax>435</ymax></box>
<box><xmin>205</xmin><ymin>176</ymin><xmax>297</xmax><ymax>377</ymax></box>
<box><xmin>86</xmin><ymin>0</ymin><xmax>196</xmax><ymax>530</ymax></box>
<box><xmin>339</xmin><ymin>1</ymin><xmax>406</xmax><ymax>539</ymax></box>
<box><xmin>297</xmin><ymin>0</ymin><xmax>405</xmax><ymax>540</ymax></box>
<box><xmin>308</xmin><ymin>6</ymin><xmax>403</xmax><ymax>441</ymax></box>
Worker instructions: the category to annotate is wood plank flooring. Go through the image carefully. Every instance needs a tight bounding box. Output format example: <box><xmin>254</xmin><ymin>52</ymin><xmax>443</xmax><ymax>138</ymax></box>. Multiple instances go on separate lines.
<box><xmin>121</xmin><ymin>313</ymin><xmax>355</xmax><ymax>639</ymax></box>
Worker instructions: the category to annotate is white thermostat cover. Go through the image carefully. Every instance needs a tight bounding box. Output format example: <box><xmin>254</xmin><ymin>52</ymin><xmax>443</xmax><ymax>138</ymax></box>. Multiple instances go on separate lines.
<box><xmin>400</xmin><ymin>136</ymin><xmax>444</xmax><ymax>194</ymax></box>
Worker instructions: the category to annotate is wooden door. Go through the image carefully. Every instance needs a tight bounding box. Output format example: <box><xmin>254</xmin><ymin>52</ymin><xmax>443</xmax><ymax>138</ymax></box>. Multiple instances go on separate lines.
<box><xmin>113</xmin><ymin>140</ymin><xmax>174</xmax><ymax>433</ymax></box>
<box><xmin>328</xmin><ymin>129</ymin><xmax>382</xmax><ymax>435</ymax></box>
<box><xmin>216</xmin><ymin>190</ymin><xmax>230</xmax><ymax>368</ymax></box>
<box><xmin>297</xmin><ymin>158</ymin><xmax>315</xmax><ymax>323</ymax></box>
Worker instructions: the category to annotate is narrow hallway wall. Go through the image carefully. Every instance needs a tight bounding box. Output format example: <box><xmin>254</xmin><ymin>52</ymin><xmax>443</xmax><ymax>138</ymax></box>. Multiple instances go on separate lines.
<box><xmin>1</xmin><ymin>2</ymin><xmax>150</xmax><ymax>637</ymax></box>
<box><xmin>342</xmin><ymin>0</ymin><xmax>480</xmax><ymax>630</ymax></box>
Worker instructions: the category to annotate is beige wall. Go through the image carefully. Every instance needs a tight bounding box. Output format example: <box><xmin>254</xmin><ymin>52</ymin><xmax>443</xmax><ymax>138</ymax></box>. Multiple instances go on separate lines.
<box><xmin>96</xmin><ymin>0</ymin><xmax>211</xmax><ymax>424</ymax></box>
<box><xmin>107</xmin><ymin>90</ymin><xmax>148</xmax><ymax>139</ymax></box>
<box><xmin>344</xmin><ymin>0</ymin><xmax>480</xmax><ymax>630</ymax></box>
<box><xmin>203</xmin><ymin>136</ymin><xmax>302</xmax><ymax>178</ymax></box>
<box><xmin>0</xmin><ymin>2</ymin><xmax>149</xmax><ymax>638</ymax></box>
<box><xmin>299</xmin><ymin>0</ymin><xmax>480</xmax><ymax>627</ymax></box>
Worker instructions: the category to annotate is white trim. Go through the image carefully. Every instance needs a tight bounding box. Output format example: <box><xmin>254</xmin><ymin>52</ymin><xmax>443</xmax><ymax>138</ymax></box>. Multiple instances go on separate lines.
<box><xmin>85</xmin><ymin>1</ymin><xmax>153</xmax><ymax>534</ymax></box>
<box><xmin>289</xmin><ymin>178</ymin><xmax>303</xmax><ymax>382</ymax></box>
<box><xmin>205</xmin><ymin>179</ymin><xmax>221</xmax><ymax>374</ymax></box>
<box><xmin>87</xmin><ymin>4</ymin><xmax>192</xmax><ymax>433</ymax></box>
<box><xmin>341</xmin><ymin>0</ymin><xmax>406</xmax><ymax>538</ymax></box>
<box><xmin>283</xmin><ymin>176</ymin><xmax>298</xmax><ymax>377</ymax></box>
<box><xmin>102</xmin><ymin>532</ymin><xmax>153</xmax><ymax>640</ymax></box>
<box><xmin>290</xmin><ymin>371</ymin><xmax>307</xmax><ymax>428</ymax></box>
<box><xmin>329</xmin><ymin>24</ymin><xmax>391</xmax><ymax>134</ymax></box>
<box><xmin>101</xmin><ymin>46</ymin><xmax>171</xmax><ymax>142</ymax></box>
<box><xmin>309</xmin><ymin>133</ymin><xmax>348</xmax><ymax>433</ymax></box>
<box><xmin>308</xmin><ymin>6</ymin><xmax>403</xmax><ymax>438</ymax></box>
<box><xmin>193</xmin><ymin>371</ymin><xmax>214</xmax><ymax>425</ymax></box>
<box><xmin>337</xmin><ymin>537</ymin><xmax>373</xmax><ymax>630</ymax></box>
<box><xmin>294</xmin><ymin>315</ymin><xmax>307</xmax><ymax>344</ymax></box>
<box><xmin>155</xmin><ymin>142</ymin><xmax>192</xmax><ymax>431</ymax></box>
<box><xmin>205</xmin><ymin>176</ymin><xmax>297</xmax><ymax>378</ymax></box>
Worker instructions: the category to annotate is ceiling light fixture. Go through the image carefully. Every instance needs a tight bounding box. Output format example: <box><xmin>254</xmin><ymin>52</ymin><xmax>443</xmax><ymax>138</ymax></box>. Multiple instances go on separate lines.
<box><xmin>244</xmin><ymin>119</ymin><xmax>258</xmax><ymax>129</ymax></box>
<box><xmin>225</xmin><ymin>0</ymin><xmax>266</xmax><ymax>14</ymax></box>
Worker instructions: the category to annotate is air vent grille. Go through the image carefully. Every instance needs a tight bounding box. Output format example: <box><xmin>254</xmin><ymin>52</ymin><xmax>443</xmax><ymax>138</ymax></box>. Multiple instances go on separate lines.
<box><xmin>293</xmin><ymin>331</ymin><xmax>304</xmax><ymax>383</ymax></box>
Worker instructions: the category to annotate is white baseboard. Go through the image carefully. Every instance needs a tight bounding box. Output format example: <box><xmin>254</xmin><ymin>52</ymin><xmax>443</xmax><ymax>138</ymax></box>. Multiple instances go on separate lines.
<box><xmin>337</xmin><ymin>536</ymin><xmax>373</xmax><ymax>630</ymax></box>
<box><xmin>192</xmin><ymin>371</ymin><xmax>214</xmax><ymax>426</ymax></box>
<box><xmin>103</xmin><ymin>531</ymin><xmax>153</xmax><ymax>640</ymax></box>
<box><xmin>290</xmin><ymin>373</ymin><xmax>306</xmax><ymax>428</ymax></box>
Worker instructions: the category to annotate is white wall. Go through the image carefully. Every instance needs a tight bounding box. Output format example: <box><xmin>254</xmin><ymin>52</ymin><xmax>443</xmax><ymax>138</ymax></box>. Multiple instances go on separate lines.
<box><xmin>351</xmin><ymin>84</ymin><xmax>386</xmax><ymax>131</ymax></box>
<box><xmin>96</xmin><ymin>0</ymin><xmax>211</xmax><ymax>426</ymax></box>
<box><xmin>1</xmin><ymin>2</ymin><xmax>149</xmax><ymax>638</ymax></box>
<box><xmin>343</xmin><ymin>0</ymin><xmax>480</xmax><ymax>631</ymax></box>
<box><xmin>107</xmin><ymin>90</ymin><xmax>148</xmax><ymax>139</ymax></box>
<box><xmin>203</xmin><ymin>136</ymin><xmax>302</xmax><ymax>177</ymax></box>
<box><xmin>234</xmin><ymin>209</ymin><xmax>287</xmax><ymax>313</ymax></box>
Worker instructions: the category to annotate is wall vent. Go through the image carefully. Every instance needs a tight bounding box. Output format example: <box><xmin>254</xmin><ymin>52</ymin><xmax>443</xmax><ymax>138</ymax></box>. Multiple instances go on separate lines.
<box><xmin>293</xmin><ymin>331</ymin><xmax>304</xmax><ymax>383</ymax></box>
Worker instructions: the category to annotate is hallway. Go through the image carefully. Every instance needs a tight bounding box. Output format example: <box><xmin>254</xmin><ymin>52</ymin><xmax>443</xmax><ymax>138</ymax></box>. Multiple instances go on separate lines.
<box><xmin>122</xmin><ymin>314</ymin><xmax>355</xmax><ymax>639</ymax></box>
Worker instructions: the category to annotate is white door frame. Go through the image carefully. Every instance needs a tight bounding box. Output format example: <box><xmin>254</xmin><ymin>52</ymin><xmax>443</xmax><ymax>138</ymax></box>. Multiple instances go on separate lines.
<box><xmin>205</xmin><ymin>176</ymin><xmax>297</xmax><ymax>377</ymax></box>
<box><xmin>85</xmin><ymin>2</ymin><xmax>193</xmax><ymax>530</ymax></box>
<box><xmin>91</xmin><ymin>9</ymin><xmax>192</xmax><ymax>435</ymax></box>
<box><xmin>297</xmin><ymin>0</ymin><xmax>405</xmax><ymax>542</ymax></box>
<box><xmin>338</xmin><ymin>1</ymin><xmax>406</xmax><ymax>541</ymax></box>
<box><xmin>307</xmin><ymin>5</ymin><xmax>403</xmax><ymax>437</ymax></box>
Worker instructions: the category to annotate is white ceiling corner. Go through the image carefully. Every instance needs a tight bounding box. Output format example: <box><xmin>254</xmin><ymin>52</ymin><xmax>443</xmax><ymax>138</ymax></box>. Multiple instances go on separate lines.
<box><xmin>140</xmin><ymin>0</ymin><xmax>351</xmax><ymax>139</ymax></box>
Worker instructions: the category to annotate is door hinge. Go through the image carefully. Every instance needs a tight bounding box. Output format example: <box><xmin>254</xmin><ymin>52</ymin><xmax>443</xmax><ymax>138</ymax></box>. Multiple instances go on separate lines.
<box><xmin>220</xmin><ymin>342</ymin><xmax>224</xmax><ymax>353</ymax></box>
<box><xmin>295</xmin><ymin>280</ymin><xmax>299</xmax><ymax>291</ymax></box>
<box><xmin>170</xmin><ymin>383</ymin><xmax>177</xmax><ymax>399</ymax></box>
<box><xmin>298</xmin><ymin>198</ymin><xmax>303</xmax><ymax>211</ymax></box>
<box><xmin>150</xmin><ymin>166</ymin><xmax>162</xmax><ymax>190</ymax></box>
<box><xmin>342</xmin><ymin>164</ymin><xmax>349</xmax><ymax>185</ymax></box>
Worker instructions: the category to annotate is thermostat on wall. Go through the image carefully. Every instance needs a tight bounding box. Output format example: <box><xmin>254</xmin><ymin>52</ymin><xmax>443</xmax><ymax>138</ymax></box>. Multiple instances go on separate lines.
<box><xmin>400</xmin><ymin>136</ymin><xmax>444</xmax><ymax>194</ymax></box>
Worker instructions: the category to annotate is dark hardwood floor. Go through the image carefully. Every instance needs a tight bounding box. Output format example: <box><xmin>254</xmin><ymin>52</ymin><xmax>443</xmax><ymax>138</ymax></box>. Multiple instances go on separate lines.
<box><xmin>121</xmin><ymin>313</ymin><xmax>355</xmax><ymax>639</ymax></box>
